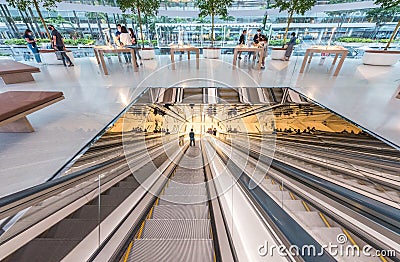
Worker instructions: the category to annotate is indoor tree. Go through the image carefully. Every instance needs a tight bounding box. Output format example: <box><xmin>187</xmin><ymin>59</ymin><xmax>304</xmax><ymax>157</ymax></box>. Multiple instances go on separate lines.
<box><xmin>116</xmin><ymin>0</ymin><xmax>160</xmax><ymax>47</ymax></box>
<box><xmin>195</xmin><ymin>0</ymin><xmax>233</xmax><ymax>46</ymax></box>
<box><xmin>374</xmin><ymin>0</ymin><xmax>400</xmax><ymax>50</ymax></box>
<box><xmin>271</xmin><ymin>0</ymin><xmax>315</xmax><ymax>44</ymax></box>
<box><xmin>6</xmin><ymin>0</ymin><xmax>62</xmax><ymax>39</ymax></box>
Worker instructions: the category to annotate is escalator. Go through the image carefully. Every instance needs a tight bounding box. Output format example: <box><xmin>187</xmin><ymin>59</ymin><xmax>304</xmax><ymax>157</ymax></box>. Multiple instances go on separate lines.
<box><xmin>2</xmin><ymin>151</ymin><xmax>170</xmax><ymax>262</ymax></box>
<box><xmin>122</xmin><ymin>144</ymin><xmax>216</xmax><ymax>261</ymax></box>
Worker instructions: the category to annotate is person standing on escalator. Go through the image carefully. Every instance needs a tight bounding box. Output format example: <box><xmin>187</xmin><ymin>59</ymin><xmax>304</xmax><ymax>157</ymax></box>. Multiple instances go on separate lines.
<box><xmin>189</xmin><ymin>129</ymin><xmax>195</xmax><ymax>146</ymax></box>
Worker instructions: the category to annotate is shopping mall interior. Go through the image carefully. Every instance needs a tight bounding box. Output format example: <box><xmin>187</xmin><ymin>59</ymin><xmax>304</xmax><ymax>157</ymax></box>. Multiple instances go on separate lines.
<box><xmin>0</xmin><ymin>0</ymin><xmax>399</xmax><ymax>261</ymax></box>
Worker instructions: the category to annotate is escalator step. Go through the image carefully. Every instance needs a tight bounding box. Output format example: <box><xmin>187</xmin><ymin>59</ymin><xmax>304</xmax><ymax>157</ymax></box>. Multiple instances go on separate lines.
<box><xmin>293</xmin><ymin>211</ymin><xmax>327</xmax><ymax>228</ymax></box>
<box><xmin>128</xmin><ymin>239</ymin><xmax>213</xmax><ymax>262</ymax></box>
<box><xmin>158</xmin><ymin>195</ymin><xmax>208</xmax><ymax>205</ymax></box>
<box><xmin>152</xmin><ymin>205</ymin><xmax>209</xmax><ymax>219</ymax></box>
<box><xmin>163</xmin><ymin>186</ymin><xmax>206</xmax><ymax>196</ymax></box>
<box><xmin>141</xmin><ymin>219</ymin><xmax>211</xmax><ymax>239</ymax></box>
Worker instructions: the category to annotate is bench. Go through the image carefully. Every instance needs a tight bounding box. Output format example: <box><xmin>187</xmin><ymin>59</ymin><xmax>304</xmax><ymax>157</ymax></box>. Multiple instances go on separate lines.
<box><xmin>0</xmin><ymin>91</ymin><xmax>64</xmax><ymax>132</ymax></box>
<box><xmin>0</xmin><ymin>60</ymin><xmax>40</xmax><ymax>84</ymax></box>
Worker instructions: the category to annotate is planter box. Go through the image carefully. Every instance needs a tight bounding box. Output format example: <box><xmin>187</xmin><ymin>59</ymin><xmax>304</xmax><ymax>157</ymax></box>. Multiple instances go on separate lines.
<box><xmin>203</xmin><ymin>48</ymin><xmax>221</xmax><ymax>59</ymax></box>
<box><xmin>271</xmin><ymin>48</ymin><xmax>286</xmax><ymax>60</ymax></box>
<box><xmin>39</xmin><ymin>49</ymin><xmax>75</xmax><ymax>65</ymax></box>
<box><xmin>362</xmin><ymin>50</ymin><xmax>400</xmax><ymax>66</ymax></box>
<box><xmin>139</xmin><ymin>48</ymin><xmax>155</xmax><ymax>60</ymax></box>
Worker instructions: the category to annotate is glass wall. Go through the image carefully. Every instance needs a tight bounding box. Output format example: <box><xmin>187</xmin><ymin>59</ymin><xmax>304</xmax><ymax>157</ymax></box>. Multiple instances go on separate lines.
<box><xmin>0</xmin><ymin>0</ymin><xmax>398</xmax><ymax>58</ymax></box>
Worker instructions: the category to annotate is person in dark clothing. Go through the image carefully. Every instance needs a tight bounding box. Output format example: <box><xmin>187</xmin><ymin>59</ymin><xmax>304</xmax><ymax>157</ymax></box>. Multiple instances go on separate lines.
<box><xmin>284</xmin><ymin>32</ymin><xmax>297</xmax><ymax>61</ymax></box>
<box><xmin>238</xmin><ymin>29</ymin><xmax>247</xmax><ymax>60</ymax></box>
<box><xmin>189</xmin><ymin>129</ymin><xmax>195</xmax><ymax>146</ymax></box>
<box><xmin>128</xmin><ymin>28</ymin><xmax>142</xmax><ymax>65</ymax></box>
<box><xmin>23</xmin><ymin>29</ymin><xmax>41</xmax><ymax>63</ymax></box>
<box><xmin>212</xmin><ymin>128</ymin><xmax>217</xmax><ymax>136</ymax></box>
<box><xmin>253</xmin><ymin>29</ymin><xmax>262</xmax><ymax>44</ymax></box>
<box><xmin>48</xmin><ymin>25</ymin><xmax>73</xmax><ymax>67</ymax></box>
<box><xmin>115</xmin><ymin>24</ymin><xmax>122</xmax><ymax>45</ymax></box>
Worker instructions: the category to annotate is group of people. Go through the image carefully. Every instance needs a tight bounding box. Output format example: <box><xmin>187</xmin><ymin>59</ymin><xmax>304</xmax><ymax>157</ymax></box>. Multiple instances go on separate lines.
<box><xmin>115</xmin><ymin>24</ymin><xmax>142</xmax><ymax>66</ymax></box>
<box><xmin>23</xmin><ymin>25</ymin><xmax>74</xmax><ymax>67</ymax></box>
<box><xmin>238</xmin><ymin>29</ymin><xmax>297</xmax><ymax>68</ymax></box>
<box><xmin>238</xmin><ymin>29</ymin><xmax>269</xmax><ymax>68</ymax></box>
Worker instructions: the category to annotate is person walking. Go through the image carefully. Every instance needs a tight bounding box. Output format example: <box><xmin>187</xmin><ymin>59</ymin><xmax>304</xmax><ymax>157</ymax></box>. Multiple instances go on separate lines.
<box><xmin>23</xmin><ymin>29</ymin><xmax>41</xmax><ymax>63</ymax></box>
<box><xmin>48</xmin><ymin>25</ymin><xmax>74</xmax><ymax>67</ymax></box>
<box><xmin>283</xmin><ymin>32</ymin><xmax>297</xmax><ymax>61</ymax></box>
<box><xmin>189</xmin><ymin>129</ymin><xmax>195</xmax><ymax>146</ymax></box>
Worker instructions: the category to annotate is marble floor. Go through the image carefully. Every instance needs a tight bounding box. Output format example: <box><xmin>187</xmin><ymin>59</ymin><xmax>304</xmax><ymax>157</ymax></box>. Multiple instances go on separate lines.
<box><xmin>0</xmin><ymin>54</ymin><xmax>399</xmax><ymax>197</ymax></box>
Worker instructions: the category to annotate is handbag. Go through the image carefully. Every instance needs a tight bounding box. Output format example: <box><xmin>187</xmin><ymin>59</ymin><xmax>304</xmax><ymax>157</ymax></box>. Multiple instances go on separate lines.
<box><xmin>55</xmin><ymin>51</ymin><xmax>63</xmax><ymax>60</ymax></box>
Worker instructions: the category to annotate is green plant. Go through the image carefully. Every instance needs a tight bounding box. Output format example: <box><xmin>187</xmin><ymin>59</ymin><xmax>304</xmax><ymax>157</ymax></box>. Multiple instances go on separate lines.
<box><xmin>6</xmin><ymin>0</ymin><xmax>63</xmax><ymax>39</ymax></box>
<box><xmin>117</xmin><ymin>0</ymin><xmax>160</xmax><ymax>47</ymax></box>
<box><xmin>271</xmin><ymin>0</ymin><xmax>315</xmax><ymax>44</ymax></box>
<box><xmin>195</xmin><ymin>0</ymin><xmax>233</xmax><ymax>46</ymax></box>
<box><xmin>269</xmin><ymin>39</ymin><xmax>300</xmax><ymax>46</ymax></box>
<box><xmin>4</xmin><ymin>38</ymin><xmax>93</xmax><ymax>46</ymax></box>
<box><xmin>63</xmin><ymin>38</ymin><xmax>96</xmax><ymax>45</ymax></box>
<box><xmin>5</xmin><ymin>39</ymin><xmax>26</xmax><ymax>45</ymax></box>
<box><xmin>374</xmin><ymin>0</ymin><xmax>400</xmax><ymax>50</ymax></box>
<box><xmin>336</xmin><ymin>37</ymin><xmax>399</xmax><ymax>44</ymax></box>
<box><xmin>336</xmin><ymin>37</ymin><xmax>374</xmax><ymax>43</ymax></box>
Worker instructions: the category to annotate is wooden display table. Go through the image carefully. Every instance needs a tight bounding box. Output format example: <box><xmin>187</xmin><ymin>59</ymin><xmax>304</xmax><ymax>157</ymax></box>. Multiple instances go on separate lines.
<box><xmin>300</xmin><ymin>46</ymin><xmax>348</xmax><ymax>76</ymax></box>
<box><xmin>0</xmin><ymin>60</ymin><xmax>40</xmax><ymax>84</ymax></box>
<box><xmin>0</xmin><ymin>91</ymin><xmax>64</xmax><ymax>132</ymax></box>
<box><xmin>233</xmin><ymin>45</ymin><xmax>264</xmax><ymax>70</ymax></box>
<box><xmin>169</xmin><ymin>45</ymin><xmax>200</xmax><ymax>70</ymax></box>
<box><xmin>93</xmin><ymin>46</ymin><xmax>138</xmax><ymax>75</ymax></box>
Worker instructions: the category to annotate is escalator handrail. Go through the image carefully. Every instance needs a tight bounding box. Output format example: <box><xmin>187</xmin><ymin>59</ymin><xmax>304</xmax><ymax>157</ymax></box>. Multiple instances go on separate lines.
<box><xmin>0</xmin><ymin>136</ymin><xmax>172</xmax><ymax>219</ymax></box>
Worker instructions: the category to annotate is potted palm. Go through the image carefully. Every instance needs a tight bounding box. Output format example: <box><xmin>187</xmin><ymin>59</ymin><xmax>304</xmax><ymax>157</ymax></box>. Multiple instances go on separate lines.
<box><xmin>195</xmin><ymin>0</ymin><xmax>233</xmax><ymax>59</ymax></box>
<box><xmin>117</xmin><ymin>0</ymin><xmax>159</xmax><ymax>60</ymax></box>
<box><xmin>270</xmin><ymin>0</ymin><xmax>315</xmax><ymax>60</ymax></box>
<box><xmin>362</xmin><ymin>0</ymin><xmax>400</xmax><ymax>66</ymax></box>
